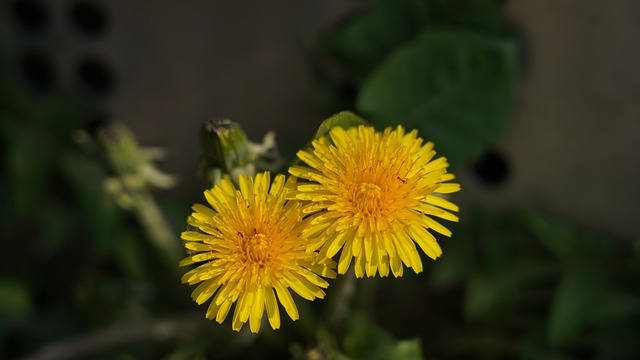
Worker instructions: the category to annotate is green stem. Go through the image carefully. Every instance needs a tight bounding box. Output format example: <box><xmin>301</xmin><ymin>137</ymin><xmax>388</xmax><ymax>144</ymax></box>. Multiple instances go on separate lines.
<box><xmin>97</xmin><ymin>122</ymin><xmax>181</xmax><ymax>270</ymax></box>
<box><xmin>131</xmin><ymin>191</ymin><xmax>181</xmax><ymax>267</ymax></box>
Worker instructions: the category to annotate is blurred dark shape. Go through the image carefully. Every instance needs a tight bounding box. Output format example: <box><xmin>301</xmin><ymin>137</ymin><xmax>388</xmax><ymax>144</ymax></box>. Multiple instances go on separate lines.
<box><xmin>12</xmin><ymin>0</ymin><xmax>50</xmax><ymax>34</ymax></box>
<box><xmin>77</xmin><ymin>56</ymin><xmax>115</xmax><ymax>97</ymax></box>
<box><xmin>19</xmin><ymin>49</ymin><xmax>56</xmax><ymax>94</ymax></box>
<box><xmin>70</xmin><ymin>0</ymin><xmax>109</xmax><ymax>36</ymax></box>
<box><xmin>472</xmin><ymin>148</ymin><xmax>510</xmax><ymax>186</ymax></box>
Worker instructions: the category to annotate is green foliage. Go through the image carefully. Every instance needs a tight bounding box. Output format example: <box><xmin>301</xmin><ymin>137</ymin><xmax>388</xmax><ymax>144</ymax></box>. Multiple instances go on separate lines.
<box><xmin>1</xmin><ymin>1</ymin><xmax>637</xmax><ymax>359</ymax></box>
<box><xmin>316</xmin><ymin>0</ymin><xmax>515</xmax><ymax>167</ymax></box>
<box><xmin>428</xmin><ymin>210</ymin><xmax>640</xmax><ymax>358</ymax></box>
<box><xmin>0</xmin><ymin>280</ymin><xmax>32</xmax><ymax>321</ymax></box>
<box><xmin>290</xmin><ymin>111</ymin><xmax>369</xmax><ymax>167</ymax></box>
<box><xmin>321</xmin><ymin>0</ymin><xmax>502</xmax><ymax>85</ymax></box>
<box><xmin>0</xmin><ymin>83</ymin><xmax>198</xmax><ymax>359</ymax></box>
<box><xmin>344</xmin><ymin>313</ymin><xmax>423</xmax><ymax>360</ymax></box>
<box><xmin>311</xmin><ymin>111</ymin><xmax>369</xmax><ymax>141</ymax></box>
<box><xmin>358</xmin><ymin>29</ymin><xmax>515</xmax><ymax>166</ymax></box>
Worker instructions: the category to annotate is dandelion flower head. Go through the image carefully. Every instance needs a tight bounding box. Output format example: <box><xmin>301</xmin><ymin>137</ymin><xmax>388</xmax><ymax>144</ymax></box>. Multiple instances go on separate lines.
<box><xmin>289</xmin><ymin>125</ymin><xmax>460</xmax><ymax>278</ymax></box>
<box><xmin>180</xmin><ymin>172</ymin><xmax>336</xmax><ymax>333</ymax></box>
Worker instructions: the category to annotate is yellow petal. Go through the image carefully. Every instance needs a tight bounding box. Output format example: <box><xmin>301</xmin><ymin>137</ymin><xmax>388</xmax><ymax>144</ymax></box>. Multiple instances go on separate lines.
<box><xmin>265</xmin><ymin>287</ymin><xmax>281</xmax><ymax>329</ymax></box>
<box><xmin>274</xmin><ymin>282</ymin><xmax>299</xmax><ymax>321</ymax></box>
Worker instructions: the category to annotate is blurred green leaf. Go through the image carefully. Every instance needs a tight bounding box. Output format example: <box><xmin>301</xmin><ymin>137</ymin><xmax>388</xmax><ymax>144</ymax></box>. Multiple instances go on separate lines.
<box><xmin>323</xmin><ymin>0</ymin><xmax>430</xmax><ymax>84</ymax></box>
<box><xmin>431</xmin><ymin>225</ymin><xmax>476</xmax><ymax>288</ymax></box>
<box><xmin>28</xmin><ymin>96</ymin><xmax>92</xmax><ymax>137</ymax></box>
<box><xmin>292</xmin><ymin>111</ymin><xmax>369</xmax><ymax>167</ymax></box>
<box><xmin>322</xmin><ymin>0</ymin><xmax>502</xmax><ymax>84</ymax></box>
<box><xmin>6</xmin><ymin>125</ymin><xmax>54</xmax><ymax>217</ymax></box>
<box><xmin>465</xmin><ymin>259</ymin><xmax>553</xmax><ymax>320</ymax></box>
<box><xmin>523</xmin><ymin>212</ymin><xmax>614</xmax><ymax>263</ymax></box>
<box><xmin>313</xmin><ymin>111</ymin><xmax>369</xmax><ymax>140</ymax></box>
<box><xmin>60</xmin><ymin>150</ymin><xmax>121</xmax><ymax>254</ymax></box>
<box><xmin>113</xmin><ymin>229</ymin><xmax>149</xmax><ymax>281</ymax></box>
<box><xmin>0</xmin><ymin>279</ymin><xmax>32</xmax><ymax>321</ymax></box>
<box><xmin>344</xmin><ymin>312</ymin><xmax>423</xmax><ymax>360</ymax></box>
<box><xmin>357</xmin><ymin>29</ymin><xmax>515</xmax><ymax>166</ymax></box>
<box><xmin>39</xmin><ymin>203</ymin><xmax>75</xmax><ymax>256</ymax></box>
<box><xmin>429</xmin><ymin>0</ymin><xmax>502</xmax><ymax>32</ymax></box>
<box><xmin>547</xmin><ymin>267</ymin><xmax>640</xmax><ymax>346</ymax></box>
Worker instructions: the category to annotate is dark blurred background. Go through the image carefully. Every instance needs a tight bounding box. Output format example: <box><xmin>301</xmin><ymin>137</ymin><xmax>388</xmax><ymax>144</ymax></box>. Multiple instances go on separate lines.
<box><xmin>1</xmin><ymin>0</ymin><xmax>639</xmax><ymax>359</ymax></box>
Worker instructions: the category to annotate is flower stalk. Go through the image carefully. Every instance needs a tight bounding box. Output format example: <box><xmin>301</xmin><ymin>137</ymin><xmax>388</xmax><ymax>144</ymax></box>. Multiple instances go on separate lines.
<box><xmin>97</xmin><ymin>121</ymin><xmax>181</xmax><ymax>268</ymax></box>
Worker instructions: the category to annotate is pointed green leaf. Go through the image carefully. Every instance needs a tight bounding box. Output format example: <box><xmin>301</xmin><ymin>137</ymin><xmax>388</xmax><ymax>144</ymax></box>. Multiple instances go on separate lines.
<box><xmin>357</xmin><ymin>29</ymin><xmax>515</xmax><ymax>166</ymax></box>
<box><xmin>312</xmin><ymin>111</ymin><xmax>369</xmax><ymax>140</ymax></box>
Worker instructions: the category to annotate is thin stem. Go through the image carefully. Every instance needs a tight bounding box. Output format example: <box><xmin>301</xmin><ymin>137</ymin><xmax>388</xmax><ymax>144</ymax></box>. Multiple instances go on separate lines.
<box><xmin>132</xmin><ymin>191</ymin><xmax>182</xmax><ymax>266</ymax></box>
<box><xmin>97</xmin><ymin>122</ymin><xmax>181</xmax><ymax>269</ymax></box>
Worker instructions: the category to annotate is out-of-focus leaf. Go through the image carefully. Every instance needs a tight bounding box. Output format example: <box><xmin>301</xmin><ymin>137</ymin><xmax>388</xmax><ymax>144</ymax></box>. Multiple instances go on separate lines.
<box><xmin>0</xmin><ymin>279</ymin><xmax>32</xmax><ymax>321</ymax></box>
<box><xmin>431</xmin><ymin>224</ymin><xmax>476</xmax><ymax>288</ymax></box>
<box><xmin>28</xmin><ymin>96</ymin><xmax>92</xmax><ymax>136</ymax></box>
<box><xmin>322</xmin><ymin>0</ymin><xmax>502</xmax><ymax>84</ymax></box>
<box><xmin>344</xmin><ymin>312</ymin><xmax>423</xmax><ymax>360</ymax></box>
<box><xmin>0</xmin><ymin>77</ymin><xmax>27</xmax><ymax>116</ymax></box>
<box><xmin>323</xmin><ymin>0</ymin><xmax>430</xmax><ymax>84</ymax></box>
<box><xmin>39</xmin><ymin>203</ymin><xmax>75</xmax><ymax>256</ymax></box>
<box><xmin>429</xmin><ymin>0</ymin><xmax>502</xmax><ymax>32</ymax></box>
<box><xmin>114</xmin><ymin>229</ymin><xmax>149</xmax><ymax>281</ymax></box>
<box><xmin>514</xmin><ymin>329</ymin><xmax>571</xmax><ymax>360</ymax></box>
<box><xmin>312</xmin><ymin>111</ymin><xmax>369</xmax><ymax>140</ymax></box>
<box><xmin>60</xmin><ymin>150</ymin><xmax>121</xmax><ymax>254</ymax></box>
<box><xmin>465</xmin><ymin>259</ymin><xmax>554</xmax><ymax>320</ymax></box>
<box><xmin>523</xmin><ymin>212</ymin><xmax>613</xmax><ymax>263</ymax></box>
<box><xmin>547</xmin><ymin>267</ymin><xmax>640</xmax><ymax>346</ymax></box>
<box><xmin>6</xmin><ymin>125</ymin><xmax>54</xmax><ymax>217</ymax></box>
<box><xmin>291</xmin><ymin>111</ymin><xmax>369</xmax><ymax>167</ymax></box>
<box><xmin>357</xmin><ymin>29</ymin><xmax>515</xmax><ymax>166</ymax></box>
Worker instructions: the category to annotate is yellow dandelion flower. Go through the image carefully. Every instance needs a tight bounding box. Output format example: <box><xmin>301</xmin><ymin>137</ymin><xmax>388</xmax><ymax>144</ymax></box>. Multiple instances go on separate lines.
<box><xmin>180</xmin><ymin>171</ymin><xmax>336</xmax><ymax>333</ymax></box>
<box><xmin>289</xmin><ymin>125</ymin><xmax>461</xmax><ymax>278</ymax></box>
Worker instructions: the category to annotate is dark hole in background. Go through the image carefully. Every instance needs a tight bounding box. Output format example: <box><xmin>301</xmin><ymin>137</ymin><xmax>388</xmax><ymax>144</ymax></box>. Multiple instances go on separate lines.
<box><xmin>472</xmin><ymin>148</ymin><xmax>510</xmax><ymax>186</ymax></box>
<box><xmin>70</xmin><ymin>1</ymin><xmax>108</xmax><ymax>36</ymax></box>
<box><xmin>76</xmin><ymin>57</ymin><xmax>114</xmax><ymax>97</ymax></box>
<box><xmin>12</xmin><ymin>0</ymin><xmax>50</xmax><ymax>33</ymax></box>
<box><xmin>19</xmin><ymin>50</ymin><xmax>56</xmax><ymax>94</ymax></box>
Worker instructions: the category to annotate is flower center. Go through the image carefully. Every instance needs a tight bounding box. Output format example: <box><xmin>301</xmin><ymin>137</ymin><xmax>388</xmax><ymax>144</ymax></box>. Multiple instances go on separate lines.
<box><xmin>244</xmin><ymin>233</ymin><xmax>270</xmax><ymax>264</ymax></box>
<box><xmin>354</xmin><ymin>182</ymin><xmax>384</xmax><ymax>215</ymax></box>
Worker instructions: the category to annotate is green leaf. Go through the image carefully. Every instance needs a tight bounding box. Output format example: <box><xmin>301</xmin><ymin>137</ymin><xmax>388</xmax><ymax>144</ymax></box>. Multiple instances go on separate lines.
<box><xmin>113</xmin><ymin>229</ymin><xmax>149</xmax><ymax>281</ymax></box>
<box><xmin>291</xmin><ymin>111</ymin><xmax>369</xmax><ymax>167</ymax></box>
<box><xmin>430</xmin><ymin>223</ymin><xmax>476</xmax><ymax>288</ymax></box>
<box><xmin>60</xmin><ymin>151</ymin><xmax>121</xmax><ymax>254</ymax></box>
<box><xmin>312</xmin><ymin>111</ymin><xmax>369</xmax><ymax>140</ymax></box>
<box><xmin>28</xmin><ymin>95</ymin><xmax>92</xmax><ymax>136</ymax></box>
<box><xmin>465</xmin><ymin>259</ymin><xmax>554</xmax><ymax>320</ymax></box>
<box><xmin>344</xmin><ymin>312</ymin><xmax>423</xmax><ymax>360</ymax></box>
<box><xmin>6</xmin><ymin>125</ymin><xmax>54</xmax><ymax>217</ymax></box>
<box><xmin>39</xmin><ymin>203</ymin><xmax>75</xmax><ymax>256</ymax></box>
<box><xmin>547</xmin><ymin>267</ymin><xmax>640</xmax><ymax>346</ymax></box>
<box><xmin>0</xmin><ymin>279</ymin><xmax>32</xmax><ymax>321</ymax></box>
<box><xmin>323</xmin><ymin>0</ymin><xmax>430</xmax><ymax>84</ymax></box>
<box><xmin>322</xmin><ymin>0</ymin><xmax>502</xmax><ymax>84</ymax></box>
<box><xmin>357</xmin><ymin>29</ymin><xmax>515</xmax><ymax>166</ymax></box>
<box><xmin>429</xmin><ymin>0</ymin><xmax>503</xmax><ymax>33</ymax></box>
<box><xmin>523</xmin><ymin>212</ymin><xmax>613</xmax><ymax>263</ymax></box>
